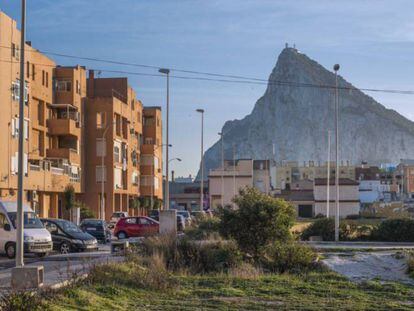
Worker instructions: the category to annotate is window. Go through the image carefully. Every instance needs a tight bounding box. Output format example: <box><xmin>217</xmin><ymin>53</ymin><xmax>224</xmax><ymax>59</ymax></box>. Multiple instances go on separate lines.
<box><xmin>125</xmin><ymin>218</ymin><xmax>137</xmax><ymax>224</ymax></box>
<box><xmin>145</xmin><ymin>137</ymin><xmax>153</xmax><ymax>145</ymax></box>
<box><xmin>114</xmin><ymin>167</ymin><xmax>122</xmax><ymax>189</ymax></box>
<box><xmin>26</xmin><ymin>61</ymin><xmax>30</xmax><ymax>78</ymax></box>
<box><xmin>11</xmin><ymin>43</ymin><xmax>19</xmax><ymax>59</ymax></box>
<box><xmin>131</xmin><ymin>99</ymin><xmax>135</xmax><ymax>110</ymax></box>
<box><xmin>42</xmin><ymin>70</ymin><xmax>45</xmax><ymax>86</ymax></box>
<box><xmin>46</xmin><ymin>72</ymin><xmax>49</xmax><ymax>88</ymax></box>
<box><xmin>113</xmin><ymin>143</ymin><xmax>121</xmax><ymax>163</ymax></box>
<box><xmin>132</xmin><ymin>171</ymin><xmax>139</xmax><ymax>185</ymax></box>
<box><xmin>138</xmin><ymin>218</ymin><xmax>150</xmax><ymax>225</ymax></box>
<box><xmin>95</xmin><ymin>166</ymin><xmax>106</xmax><ymax>183</ymax></box>
<box><xmin>96</xmin><ymin>112</ymin><xmax>106</xmax><ymax>129</ymax></box>
<box><xmin>96</xmin><ymin>138</ymin><xmax>106</xmax><ymax>157</ymax></box>
<box><xmin>32</xmin><ymin>64</ymin><xmax>35</xmax><ymax>80</ymax></box>
<box><xmin>11</xmin><ymin>80</ymin><xmax>28</xmax><ymax>103</ymax></box>
<box><xmin>76</xmin><ymin>80</ymin><xmax>80</xmax><ymax>94</ymax></box>
<box><xmin>11</xmin><ymin>152</ymin><xmax>28</xmax><ymax>175</ymax></box>
<box><xmin>56</xmin><ymin>81</ymin><xmax>71</xmax><ymax>92</ymax></box>
<box><xmin>137</xmin><ymin>112</ymin><xmax>141</xmax><ymax>122</ymax></box>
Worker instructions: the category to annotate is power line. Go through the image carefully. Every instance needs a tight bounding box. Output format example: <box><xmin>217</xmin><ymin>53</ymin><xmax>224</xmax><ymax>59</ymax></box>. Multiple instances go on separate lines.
<box><xmin>1</xmin><ymin>47</ymin><xmax>414</xmax><ymax>95</ymax></box>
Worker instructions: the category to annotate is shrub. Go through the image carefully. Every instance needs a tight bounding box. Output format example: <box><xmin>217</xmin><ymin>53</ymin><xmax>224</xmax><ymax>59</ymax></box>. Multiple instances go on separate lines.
<box><xmin>137</xmin><ymin>235</ymin><xmax>242</xmax><ymax>273</ymax></box>
<box><xmin>219</xmin><ymin>187</ymin><xmax>295</xmax><ymax>258</ymax></box>
<box><xmin>185</xmin><ymin>217</ymin><xmax>221</xmax><ymax>240</ymax></box>
<box><xmin>178</xmin><ymin>238</ymin><xmax>242</xmax><ymax>273</ymax></box>
<box><xmin>371</xmin><ymin>218</ymin><xmax>414</xmax><ymax>242</ymax></box>
<box><xmin>260</xmin><ymin>242</ymin><xmax>317</xmax><ymax>273</ymax></box>
<box><xmin>301</xmin><ymin>218</ymin><xmax>335</xmax><ymax>241</ymax></box>
<box><xmin>0</xmin><ymin>291</ymin><xmax>44</xmax><ymax>311</ymax></box>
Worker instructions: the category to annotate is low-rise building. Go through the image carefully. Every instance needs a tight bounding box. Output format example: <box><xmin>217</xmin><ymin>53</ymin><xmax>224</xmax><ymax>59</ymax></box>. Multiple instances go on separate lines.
<box><xmin>313</xmin><ymin>178</ymin><xmax>360</xmax><ymax>217</ymax></box>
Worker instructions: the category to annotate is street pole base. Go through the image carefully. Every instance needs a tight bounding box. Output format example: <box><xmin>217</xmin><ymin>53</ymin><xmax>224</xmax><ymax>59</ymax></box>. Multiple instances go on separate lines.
<box><xmin>11</xmin><ymin>265</ymin><xmax>44</xmax><ymax>290</ymax></box>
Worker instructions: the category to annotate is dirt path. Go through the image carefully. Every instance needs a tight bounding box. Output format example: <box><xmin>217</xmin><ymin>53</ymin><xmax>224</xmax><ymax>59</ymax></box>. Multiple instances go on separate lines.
<box><xmin>322</xmin><ymin>251</ymin><xmax>414</xmax><ymax>284</ymax></box>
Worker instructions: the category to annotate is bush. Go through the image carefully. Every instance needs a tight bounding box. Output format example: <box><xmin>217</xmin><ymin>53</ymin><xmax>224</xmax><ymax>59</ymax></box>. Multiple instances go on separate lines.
<box><xmin>301</xmin><ymin>218</ymin><xmax>335</xmax><ymax>241</ymax></box>
<box><xmin>178</xmin><ymin>238</ymin><xmax>242</xmax><ymax>273</ymax></box>
<box><xmin>219</xmin><ymin>187</ymin><xmax>295</xmax><ymax>258</ymax></box>
<box><xmin>260</xmin><ymin>242</ymin><xmax>318</xmax><ymax>273</ymax></box>
<box><xmin>137</xmin><ymin>235</ymin><xmax>242</xmax><ymax>273</ymax></box>
<box><xmin>371</xmin><ymin>218</ymin><xmax>414</xmax><ymax>242</ymax></box>
<box><xmin>185</xmin><ymin>217</ymin><xmax>221</xmax><ymax>240</ymax></box>
<box><xmin>0</xmin><ymin>291</ymin><xmax>44</xmax><ymax>311</ymax></box>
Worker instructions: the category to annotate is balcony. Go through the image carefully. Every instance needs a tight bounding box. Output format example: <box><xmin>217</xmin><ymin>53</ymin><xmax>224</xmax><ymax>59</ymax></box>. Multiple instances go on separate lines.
<box><xmin>46</xmin><ymin>148</ymin><xmax>80</xmax><ymax>164</ymax></box>
<box><xmin>47</xmin><ymin>118</ymin><xmax>80</xmax><ymax>136</ymax></box>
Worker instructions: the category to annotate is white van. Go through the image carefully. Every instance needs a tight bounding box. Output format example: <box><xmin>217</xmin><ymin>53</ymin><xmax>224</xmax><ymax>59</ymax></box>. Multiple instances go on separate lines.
<box><xmin>0</xmin><ymin>201</ymin><xmax>53</xmax><ymax>258</ymax></box>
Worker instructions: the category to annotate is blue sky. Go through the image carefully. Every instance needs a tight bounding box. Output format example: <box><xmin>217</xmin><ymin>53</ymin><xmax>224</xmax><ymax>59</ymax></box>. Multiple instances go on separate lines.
<box><xmin>1</xmin><ymin>0</ymin><xmax>414</xmax><ymax>177</ymax></box>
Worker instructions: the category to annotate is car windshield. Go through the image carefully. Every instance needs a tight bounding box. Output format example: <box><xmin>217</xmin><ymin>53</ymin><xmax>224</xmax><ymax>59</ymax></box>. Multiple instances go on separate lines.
<box><xmin>7</xmin><ymin>212</ymin><xmax>44</xmax><ymax>229</ymax></box>
<box><xmin>112</xmin><ymin>212</ymin><xmax>124</xmax><ymax>218</ymax></box>
<box><xmin>178</xmin><ymin>211</ymin><xmax>190</xmax><ymax>218</ymax></box>
<box><xmin>81</xmin><ymin>220</ymin><xmax>103</xmax><ymax>228</ymax></box>
<box><xmin>55</xmin><ymin>220</ymin><xmax>82</xmax><ymax>233</ymax></box>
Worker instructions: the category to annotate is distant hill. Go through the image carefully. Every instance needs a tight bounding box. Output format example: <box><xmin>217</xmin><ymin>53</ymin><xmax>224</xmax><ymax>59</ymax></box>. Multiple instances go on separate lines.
<box><xmin>198</xmin><ymin>47</ymin><xmax>414</xmax><ymax>179</ymax></box>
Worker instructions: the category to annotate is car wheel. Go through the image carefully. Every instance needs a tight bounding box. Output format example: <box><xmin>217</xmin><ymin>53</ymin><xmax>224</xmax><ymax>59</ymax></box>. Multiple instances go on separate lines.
<box><xmin>5</xmin><ymin>243</ymin><xmax>16</xmax><ymax>259</ymax></box>
<box><xmin>117</xmin><ymin>231</ymin><xmax>127</xmax><ymax>240</ymax></box>
<box><xmin>60</xmin><ymin>242</ymin><xmax>71</xmax><ymax>254</ymax></box>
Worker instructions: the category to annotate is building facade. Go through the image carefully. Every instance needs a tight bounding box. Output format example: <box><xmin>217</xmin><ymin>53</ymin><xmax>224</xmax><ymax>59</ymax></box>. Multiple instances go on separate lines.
<box><xmin>0</xmin><ymin>12</ymin><xmax>85</xmax><ymax>218</ymax></box>
<box><xmin>140</xmin><ymin>107</ymin><xmax>163</xmax><ymax>204</ymax></box>
<box><xmin>313</xmin><ymin>178</ymin><xmax>360</xmax><ymax>217</ymax></box>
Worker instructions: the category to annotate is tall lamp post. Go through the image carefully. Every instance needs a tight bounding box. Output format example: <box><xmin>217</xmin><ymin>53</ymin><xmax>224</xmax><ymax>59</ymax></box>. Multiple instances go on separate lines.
<box><xmin>333</xmin><ymin>64</ymin><xmax>340</xmax><ymax>242</ymax></box>
<box><xmin>152</xmin><ymin>144</ymin><xmax>172</xmax><ymax>209</ymax></box>
<box><xmin>100</xmin><ymin>121</ymin><xmax>115</xmax><ymax>221</ymax></box>
<box><xmin>196</xmin><ymin>109</ymin><xmax>205</xmax><ymax>211</ymax></box>
<box><xmin>159</xmin><ymin>68</ymin><xmax>170</xmax><ymax>209</ymax></box>
<box><xmin>218</xmin><ymin>132</ymin><xmax>224</xmax><ymax>207</ymax></box>
<box><xmin>16</xmin><ymin>0</ymin><xmax>26</xmax><ymax>267</ymax></box>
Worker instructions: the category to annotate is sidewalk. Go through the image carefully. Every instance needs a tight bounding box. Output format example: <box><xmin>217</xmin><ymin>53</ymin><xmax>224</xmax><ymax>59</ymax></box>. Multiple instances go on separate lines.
<box><xmin>0</xmin><ymin>248</ymin><xmax>123</xmax><ymax>291</ymax></box>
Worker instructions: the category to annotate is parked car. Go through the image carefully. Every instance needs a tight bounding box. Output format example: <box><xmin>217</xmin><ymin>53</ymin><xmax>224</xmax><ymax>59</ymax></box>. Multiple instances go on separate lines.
<box><xmin>109</xmin><ymin>211</ymin><xmax>129</xmax><ymax>228</ymax></box>
<box><xmin>177</xmin><ymin>210</ymin><xmax>192</xmax><ymax>226</ymax></box>
<box><xmin>40</xmin><ymin>218</ymin><xmax>98</xmax><ymax>254</ymax></box>
<box><xmin>149</xmin><ymin>209</ymin><xmax>160</xmax><ymax>221</ymax></box>
<box><xmin>0</xmin><ymin>202</ymin><xmax>53</xmax><ymax>258</ymax></box>
<box><xmin>114</xmin><ymin>216</ymin><xmax>159</xmax><ymax>239</ymax></box>
<box><xmin>177</xmin><ymin>215</ymin><xmax>186</xmax><ymax>231</ymax></box>
<box><xmin>80</xmin><ymin>219</ymin><xmax>111</xmax><ymax>243</ymax></box>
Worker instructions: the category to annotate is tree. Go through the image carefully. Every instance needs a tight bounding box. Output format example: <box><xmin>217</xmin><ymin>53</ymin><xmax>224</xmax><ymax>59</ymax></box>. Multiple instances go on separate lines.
<box><xmin>218</xmin><ymin>187</ymin><xmax>295</xmax><ymax>258</ymax></box>
<box><xmin>77</xmin><ymin>201</ymin><xmax>95</xmax><ymax>220</ymax></box>
<box><xmin>63</xmin><ymin>184</ymin><xmax>76</xmax><ymax>211</ymax></box>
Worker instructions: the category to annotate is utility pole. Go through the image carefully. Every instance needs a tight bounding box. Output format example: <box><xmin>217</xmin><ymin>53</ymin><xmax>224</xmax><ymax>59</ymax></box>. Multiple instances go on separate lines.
<box><xmin>327</xmin><ymin>130</ymin><xmax>331</xmax><ymax>218</ymax></box>
<box><xmin>196</xmin><ymin>109</ymin><xmax>204</xmax><ymax>211</ymax></box>
<box><xmin>16</xmin><ymin>0</ymin><xmax>26</xmax><ymax>268</ymax></box>
<box><xmin>233</xmin><ymin>144</ymin><xmax>236</xmax><ymax>204</ymax></box>
<box><xmin>159</xmin><ymin>68</ymin><xmax>170</xmax><ymax>209</ymax></box>
<box><xmin>334</xmin><ymin>64</ymin><xmax>340</xmax><ymax>242</ymax></box>
<box><xmin>218</xmin><ymin>132</ymin><xmax>224</xmax><ymax>207</ymax></box>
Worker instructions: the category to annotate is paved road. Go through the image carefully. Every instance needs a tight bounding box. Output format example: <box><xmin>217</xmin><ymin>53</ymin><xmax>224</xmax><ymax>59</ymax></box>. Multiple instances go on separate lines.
<box><xmin>0</xmin><ymin>243</ymin><xmax>121</xmax><ymax>290</ymax></box>
<box><xmin>306</xmin><ymin>241</ymin><xmax>414</xmax><ymax>250</ymax></box>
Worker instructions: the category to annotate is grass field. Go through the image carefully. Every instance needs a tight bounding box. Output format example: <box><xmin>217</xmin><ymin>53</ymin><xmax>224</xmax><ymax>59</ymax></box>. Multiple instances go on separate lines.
<box><xmin>44</xmin><ymin>267</ymin><xmax>414</xmax><ymax>310</ymax></box>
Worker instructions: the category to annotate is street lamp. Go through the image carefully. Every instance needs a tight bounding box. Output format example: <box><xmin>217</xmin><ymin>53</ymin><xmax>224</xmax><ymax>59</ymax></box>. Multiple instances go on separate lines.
<box><xmin>152</xmin><ymin>144</ymin><xmax>172</xmax><ymax>209</ymax></box>
<box><xmin>218</xmin><ymin>132</ymin><xmax>224</xmax><ymax>207</ymax></box>
<box><xmin>159</xmin><ymin>68</ymin><xmax>170</xmax><ymax>209</ymax></box>
<box><xmin>169</xmin><ymin>157</ymin><xmax>182</xmax><ymax>163</ymax></box>
<box><xmin>196</xmin><ymin>109</ymin><xmax>205</xmax><ymax>211</ymax></box>
<box><xmin>100</xmin><ymin>121</ymin><xmax>116</xmax><ymax>221</ymax></box>
<box><xmin>333</xmin><ymin>64</ymin><xmax>340</xmax><ymax>242</ymax></box>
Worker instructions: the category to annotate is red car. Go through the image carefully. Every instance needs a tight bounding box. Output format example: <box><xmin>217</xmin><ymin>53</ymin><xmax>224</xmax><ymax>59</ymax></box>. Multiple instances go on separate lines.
<box><xmin>114</xmin><ymin>216</ymin><xmax>159</xmax><ymax>239</ymax></box>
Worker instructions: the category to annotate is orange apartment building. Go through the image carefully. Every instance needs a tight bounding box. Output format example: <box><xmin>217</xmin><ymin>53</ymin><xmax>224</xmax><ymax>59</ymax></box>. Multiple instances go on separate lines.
<box><xmin>0</xmin><ymin>11</ymin><xmax>85</xmax><ymax>218</ymax></box>
<box><xmin>0</xmin><ymin>11</ymin><xmax>163</xmax><ymax>221</ymax></box>
<box><xmin>82</xmin><ymin>71</ymin><xmax>162</xmax><ymax>220</ymax></box>
<box><xmin>140</xmin><ymin>107</ymin><xmax>163</xmax><ymax>203</ymax></box>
